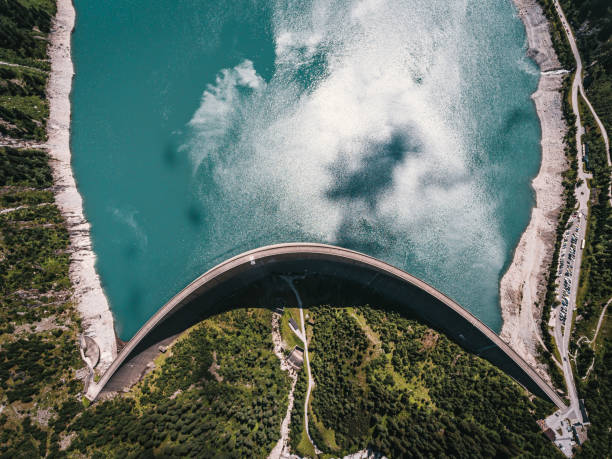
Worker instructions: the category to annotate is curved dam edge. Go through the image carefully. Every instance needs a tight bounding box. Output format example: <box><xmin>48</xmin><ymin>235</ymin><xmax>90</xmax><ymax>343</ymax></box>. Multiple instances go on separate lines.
<box><xmin>85</xmin><ymin>243</ymin><xmax>566</xmax><ymax>409</ymax></box>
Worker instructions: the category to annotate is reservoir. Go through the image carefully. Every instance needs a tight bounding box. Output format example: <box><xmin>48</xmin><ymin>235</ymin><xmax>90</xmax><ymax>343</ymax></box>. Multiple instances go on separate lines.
<box><xmin>71</xmin><ymin>0</ymin><xmax>541</xmax><ymax>340</ymax></box>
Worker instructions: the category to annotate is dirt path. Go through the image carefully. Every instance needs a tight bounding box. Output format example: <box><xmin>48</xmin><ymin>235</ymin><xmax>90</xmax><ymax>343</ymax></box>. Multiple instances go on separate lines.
<box><xmin>268</xmin><ymin>311</ymin><xmax>298</xmax><ymax>459</ymax></box>
<box><xmin>0</xmin><ymin>60</ymin><xmax>46</xmax><ymax>72</ymax></box>
<box><xmin>591</xmin><ymin>300</ymin><xmax>610</xmax><ymax>345</ymax></box>
<box><xmin>282</xmin><ymin>277</ymin><xmax>322</xmax><ymax>456</ymax></box>
<box><xmin>0</xmin><ymin>203</ymin><xmax>51</xmax><ymax>215</ymax></box>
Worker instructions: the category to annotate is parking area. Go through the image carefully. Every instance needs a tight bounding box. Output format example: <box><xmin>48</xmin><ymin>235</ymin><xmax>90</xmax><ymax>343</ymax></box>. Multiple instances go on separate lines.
<box><xmin>554</xmin><ymin>211</ymin><xmax>585</xmax><ymax>327</ymax></box>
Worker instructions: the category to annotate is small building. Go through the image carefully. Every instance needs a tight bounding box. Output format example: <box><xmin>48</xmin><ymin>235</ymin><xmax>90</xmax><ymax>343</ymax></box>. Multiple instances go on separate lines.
<box><xmin>286</xmin><ymin>346</ymin><xmax>304</xmax><ymax>370</ymax></box>
<box><xmin>579</xmin><ymin>399</ymin><xmax>590</xmax><ymax>425</ymax></box>
<box><xmin>288</xmin><ymin>318</ymin><xmax>299</xmax><ymax>331</ymax></box>
<box><xmin>583</xmin><ymin>143</ymin><xmax>590</xmax><ymax>171</ymax></box>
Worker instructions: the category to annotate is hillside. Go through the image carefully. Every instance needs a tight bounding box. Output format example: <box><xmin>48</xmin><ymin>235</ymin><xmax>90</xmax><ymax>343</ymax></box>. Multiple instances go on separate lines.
<box><xmin>0</xmin><ymin>1</ymin><xmax>86</xmax><ymax>456</ymax></box>
<box><xmin>301</xmin><ymin>306</ymin><xmax>558</xmax><ymax>458</ymax></box>
<box><xmin>37</xmin><ymin>305</ymin><xmax>558</xmax><ymax>458</ymax></box>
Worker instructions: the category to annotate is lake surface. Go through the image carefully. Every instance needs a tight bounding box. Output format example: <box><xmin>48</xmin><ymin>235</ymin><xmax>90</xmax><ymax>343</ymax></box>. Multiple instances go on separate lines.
<box><xmin>71</xmin><ymin>0</ymin><xmax>541</xmax><ymax>340</ymax></box>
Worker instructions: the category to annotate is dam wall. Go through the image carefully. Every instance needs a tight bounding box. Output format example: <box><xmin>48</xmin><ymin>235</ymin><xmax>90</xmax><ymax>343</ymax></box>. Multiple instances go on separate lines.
<box><xmin>86</xmin><ymin>243</ymin><xmax>565</xmax><ymax>409</ymax></box>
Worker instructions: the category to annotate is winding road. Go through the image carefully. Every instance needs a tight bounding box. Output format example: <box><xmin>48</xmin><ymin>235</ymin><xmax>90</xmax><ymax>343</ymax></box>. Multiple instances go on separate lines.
<box><xmin>283</xmin><ymin>277</ymin><xmax>321</xmax><ymax>454</ymax></box>
<box><xmin>550</xmin><ymin>0</ymin><xmax>610</xmax><ymax>430</ymax></box>
<box><xmin>552</xmin><ymin>0</ymin><xmax>610</xmax><ymax>203</ymax></box>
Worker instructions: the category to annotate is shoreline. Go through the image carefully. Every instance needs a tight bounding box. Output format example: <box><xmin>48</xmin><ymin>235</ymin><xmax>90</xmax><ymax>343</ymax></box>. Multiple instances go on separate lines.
<box><xmin>46</xmin><ymin>0</ymin><xmax>117</xmax><ymax>371</ymax></box>
<box><xmin>43</xmin><ymin>0</ymin><xmax>566</xmax><ymax>385</ymax></box>
<box><xmin>500</xmin><ymin>0</ymin><xmax>569</xmax><ymax>385</ymax></box>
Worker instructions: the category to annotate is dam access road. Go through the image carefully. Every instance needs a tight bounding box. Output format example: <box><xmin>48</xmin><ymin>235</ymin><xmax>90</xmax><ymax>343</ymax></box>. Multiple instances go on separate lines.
<box><xmin>85</xmin><ymin>243</ymin><xmax>565</xmax><ymax>411</ymax></box>
<box><xmin>544</xmin><ymin>2</ymin><xmax>611</xmax><ymax>455</ymax></box>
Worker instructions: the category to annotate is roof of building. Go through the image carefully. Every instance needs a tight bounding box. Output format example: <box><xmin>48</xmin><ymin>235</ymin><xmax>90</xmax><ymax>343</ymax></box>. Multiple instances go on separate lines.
<box><xmin>287</xmin><ymin>346</ymin><xmax>304</xmax><ymax>369</ymax></box>
<box><xmin>579</xmin><ymin>399</ymin><xmax>590</xmax><ymax>424</ymax></box>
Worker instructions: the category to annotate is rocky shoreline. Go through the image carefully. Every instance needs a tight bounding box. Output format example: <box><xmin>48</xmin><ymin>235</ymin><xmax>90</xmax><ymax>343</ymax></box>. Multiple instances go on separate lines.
<box><xmin>500</xmin><ymin>0</ymin><xmax>569</xmax><ymax>384</ymax></box>
<box><xmin>44</xmin><ymin>0</ymin><xmax>567</xmax><ymax>388</ymax></box>
<box><xmin>46</xmin><ymin>0</ymin><xmax>117</xmax><ymax>371</ymax></box>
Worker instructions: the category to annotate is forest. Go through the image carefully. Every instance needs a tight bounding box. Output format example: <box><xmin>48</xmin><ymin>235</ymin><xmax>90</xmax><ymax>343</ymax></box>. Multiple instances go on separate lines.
<box><xmin>0</xmin><ymin>0</ymin><xmax>54</xmax><ymax>140</ymax></box>
<box><xmin>0</xmin><ymin>2</ymin><xmax>85</xmax><ymax>457</ymax></box>
<box><xmin>305</xmin><ymin>306</ymin><xmax>559</xmax><ymax>458</ymax></box>
<box><xmin>59</xmin><ymin>308</ymin><xmax>291</xmax><ymax>458</ymax></box>
<box><xmin>0</xmin><ymin>144</ymin><xmax>82</xmax><ymax>456</ymax></box>
<box><xmin>2</xmin><ymin>307</ymin><xmax>293</xmax><ymax>458</ymax></box>
<box><xmin>0</xmin><ymin>0</ymin><xmax>55</xmax><ymax>66</ymax></box>
<box><xmin>558</xmin><ymin>0</ymin><xmax>611</xmax><ymax>133</ymax></box>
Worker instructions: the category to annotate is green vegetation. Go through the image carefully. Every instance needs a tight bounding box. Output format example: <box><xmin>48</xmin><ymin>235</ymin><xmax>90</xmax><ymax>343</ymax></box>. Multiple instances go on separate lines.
<box><xmin>0</xmin><ymin>144</ymin><xmax>82</xmax><ymax>457</ymax></box>
<box><xmin>289</xmin><ymin>369</ymin><xmax>314</xmax><ymax>457</ymax></box>
<box><xmin>280</xmin><ymin>307</ymin><xmax>303</xmax><ymax>351</ymax></box>
<box><xmin>538</xmin><ymin>0</ymin><xmax>574</xmax><ymax>69</ymax></box>
<box><xmin>0</xmin><ymin>188</ymin><xmax>53</xmax><ymax>207</ymax></box>
<box><xmin>571</xmin><ymin>95</ymin><xmax>611</xmax><ymax>458</ymax></box>
<box><xmin>2</xmin><ymin>306</ymin><xmax>292</xmax><ymax>458</ymax></box>
<box><xmin>558</xmin><ymin>0</ymin><xmax>611</xmax><ymax>133</ymax></box>
<box><xmin>306</xmin><ymin>306</ymin><xmax>558</xmax><ymax>458</ymax></box>
<box><xmin>0</xmin><ymin>0</ymin><xmax>56</xmax><ymax>64</ymax></box>
<box><xmin>0</xmin><ymin>94</ymin><xmax>49</xmax><ymax>140</ymax></box>
<box><xmin>0</xmin><ymin>0</ymin><xmax>55</xmax><ymax>140</ymax></box>
<box><xmin>0</xmin><ymin>5</ymin><xmax>86</xmax><ymax>456</ymax></box>
<box><xmin>0</xmin><ymin>0</ymin><xmax>606</xmax><ymax>456</ymax></box>
<box><xmin>0</xmin><ymin>63</ymin><xmax>47</xmax><ymax>90</ymax></box>
<box><xmin>63</xmin><ymin>308</ymin><xmax>289</xmax><ymax>458</ymax></box>
<box><xmin>0</xmin><ymin>147</ymin><xmax>53</xmax><ymax>187</ymax></box>
<box><xmin>575</xmin><ymin>325</ymin><xmax>611</xmax><ymax>458</ymax></box>
<box><xmin>573</xmin><ymin>98</ymin><xmax>612</xmax><ymax>338</ymax></box>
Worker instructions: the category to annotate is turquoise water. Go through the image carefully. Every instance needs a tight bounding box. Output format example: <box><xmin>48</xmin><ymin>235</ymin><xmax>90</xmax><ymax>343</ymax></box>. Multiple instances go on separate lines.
<box><xmin>71</xmin><ymin>0</ymin><xmax>541</xmax><ymax>340</ymax></box>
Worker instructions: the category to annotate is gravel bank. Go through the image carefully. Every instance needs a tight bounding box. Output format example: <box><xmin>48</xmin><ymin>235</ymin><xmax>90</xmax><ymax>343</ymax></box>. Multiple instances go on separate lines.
<box><xmin>500</xmin><ymin>0</ymin><xmax>568</xmax><ymax>384</ymax></box>
<box><xmin>46</xmin><ymin>0</ymin><xmax>117</xmax><ymax>371</ymax></box>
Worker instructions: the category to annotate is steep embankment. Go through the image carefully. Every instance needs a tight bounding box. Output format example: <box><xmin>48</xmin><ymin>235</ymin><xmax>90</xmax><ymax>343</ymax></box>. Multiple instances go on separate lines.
<box><xmin>46</xmin><ymin>0</ymin><xmax>116</xmax><ymax>370</ymax></box>
<box><xmin>500</xmin><ymin>0</ymin><xmax>568</xmax><ymax>385</ymax></box>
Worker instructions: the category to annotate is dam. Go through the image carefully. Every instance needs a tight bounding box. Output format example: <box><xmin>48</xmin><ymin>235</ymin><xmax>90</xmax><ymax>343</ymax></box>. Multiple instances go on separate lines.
<box><xmin>86</xmin><ymin>243</ymin><xmax>565</xmax><ymax>409</ymax></box>
<box><xmin>72</xmin><ymin>0</ymin><xmax>543</xmax><ymax>340</ymax></box>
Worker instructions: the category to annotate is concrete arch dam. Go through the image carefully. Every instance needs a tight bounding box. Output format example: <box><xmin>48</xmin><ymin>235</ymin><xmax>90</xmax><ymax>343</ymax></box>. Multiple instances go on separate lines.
<box><xmin>86</xmin><ymin>243</ymin><xmax>565</xmax><ymax>409</ymax></box>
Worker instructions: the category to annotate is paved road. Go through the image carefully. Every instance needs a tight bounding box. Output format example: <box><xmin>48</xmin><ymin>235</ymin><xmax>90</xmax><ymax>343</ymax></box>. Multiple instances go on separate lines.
<box><xmin>283</xmin><ymin>277</ymin><xmax>321</xmax><ymax>455</ymax></box>
<box><xmin>552</xmin><ymin>0</ymin><xmax>611</xmax><ymax>205</ymax></box>
<box><xmin>549</xmin><ymin>0</ymin><xmax>612</xmax><ymax>435</ymax></box>
<box><xmin>550</xmin><ymin>0</ymin><xmax>590</xmax><ymax>428</ymax></box>
<box><xmin>552</xmin><ymin>212</ymin><xmax>585</xmax><ymax>424</ymax></box>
